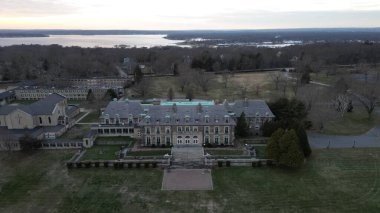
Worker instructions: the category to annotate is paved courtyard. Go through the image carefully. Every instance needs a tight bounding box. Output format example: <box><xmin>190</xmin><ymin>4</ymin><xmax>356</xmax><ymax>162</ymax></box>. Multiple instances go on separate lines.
<box><xmin>162</xmin><ymin>169</ymin><xmax>213</xmax><ymax>191</ymax></box>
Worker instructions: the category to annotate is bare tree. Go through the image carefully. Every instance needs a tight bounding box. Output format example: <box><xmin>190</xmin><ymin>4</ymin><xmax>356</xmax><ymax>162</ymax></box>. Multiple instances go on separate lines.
<box><xmin>193</xmin><ymin>70</ymin><xmax>214</xmax><ymax>93</ymax></box>
<box><xmin>352</xmin><ymin>82</ymin><xmax>380</xmax><ymax>119</ymax></box>
<box><xmin>269</xmin><ymin>72</ymin><xmax>285</xmax><ymax>90</ymax></box>
<box><xmin>132</xmin><ymin>78</ymin><xmax>152</xmax><ymax>98</ymax></box>
<box><xmin>177</xmin><ymin>65</ymin><xmax>193</xmax><ymax>92</ymax></box>
<box><xmin>332</xmin><ymin>94</ymin><xmax>351</xmax><ymax>117</ymax></box>
<box><xmin>221</xmin><ymin>70</ymin><xmax>232</xmax><ymax>89</ymax></box>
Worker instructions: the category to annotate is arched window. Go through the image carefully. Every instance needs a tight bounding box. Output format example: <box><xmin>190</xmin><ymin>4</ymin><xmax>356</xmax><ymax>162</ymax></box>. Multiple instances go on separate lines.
<box><xmin>193</xmin><ymin>136</ymin><xmax>198</xmax><ymax>144</ymax></box>
<box><xmin>177</xmin><ymin>136</ymin><xmax>183</xmax><ymax>144</ymax></box>
<box><xmin>185</xmin><ymin>136</ymin><xmax>191</xmax><ymax>144</ymax></box>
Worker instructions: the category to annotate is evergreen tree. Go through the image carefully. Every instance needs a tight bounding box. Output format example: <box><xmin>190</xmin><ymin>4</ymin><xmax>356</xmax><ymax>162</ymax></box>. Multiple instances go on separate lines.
<box><xmin>267</xmin><ymin>129</ymin><xmax>305</xmax><ymax>168</ymax></box>
<box><xmin>167</xmin><ymin>88</ymin><xmax>174</xmax><ymax>101</ymax></box>
<box><xmin>296</xmin><ymin>125</ymin><xmax>312</xmax><ymax>158</ymax></box>
<box><xmin>134</xmin><ymin>65</ymin><xmax>143</xmax><ymax>83</ymax></box>
<box><xmin>104</xmin><ymin>89</ymin><xmax>118</xmax><ymax>101</ymax></box>
<box><xmin>185</xmin><ymin>87</ymin><xmax>194</xmax><ymax>101</ymax></box>
<box><xmin>235</xmin><ymin>112</ymin><xmax>250</xmax><ymax>138</ymax></box>
<box><xmin>86</xmin><ymin>89</ymin><xmax>96</xmax><ymax>103</ymax></box>
<box><xmin>278</xmin><ymin>130</ymin><xmax>304</xmax><ymax>168</ymax></box>
<box><xmin>266</xmin><ymin>128</ymin><xmax>284</xmax><ymax>161</ymax></box>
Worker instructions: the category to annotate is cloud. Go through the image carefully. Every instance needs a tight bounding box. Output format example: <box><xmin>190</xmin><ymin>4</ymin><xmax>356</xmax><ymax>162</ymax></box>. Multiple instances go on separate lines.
<box><xmin>0</xmin><ymin>0</ymin><xmax>78</xmax><ymax>17</ymax></box>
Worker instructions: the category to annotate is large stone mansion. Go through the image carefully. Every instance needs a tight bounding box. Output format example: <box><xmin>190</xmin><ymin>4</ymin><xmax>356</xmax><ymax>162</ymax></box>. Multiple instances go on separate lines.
<box><xmin>84</xmin><ymin>99</ymin><xmax>275</xmax><ymax>148</ymax></box>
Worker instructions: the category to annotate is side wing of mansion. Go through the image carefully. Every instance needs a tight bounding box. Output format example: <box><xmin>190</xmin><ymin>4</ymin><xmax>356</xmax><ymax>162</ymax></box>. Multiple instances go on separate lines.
<box><xmin>85</xmin><ymin>99</ymin><xmax>275</xmax><ymax>148</ymax></box>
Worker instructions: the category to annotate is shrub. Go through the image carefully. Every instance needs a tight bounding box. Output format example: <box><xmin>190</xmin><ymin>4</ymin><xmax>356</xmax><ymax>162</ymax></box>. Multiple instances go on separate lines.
<box><xmin>257</xmin><ymin>161</ymin><xmax>262</xmax><ymax>167</ymax></box>
<box><xmin>94</xmin><ymin>162</ymin><xmax>100</xmax><ymax>168</ymax></box>
<box><xmin>76</xmin><ymin>162</ymin><xmax>82</xmax><ymax>168</ymax></box>
<box><xmin>136</xmin><ymin>163</ymin><xmax>141</xmax><ymax>168</ymax></box>
<box><xmin>85</xmin><ymin>162</ymin><xmax>91</xmax><ymax>168</ymax></box>
<box><xmin>151</xmin><ymin>144</ymin><xmax>156</xmax><ymax>148</ymax></box>
<box><xmin>144</xmin><ymin>162</ymin><xmax>149</xmax><ymax>168</ymax></box>
<box><xmin>104</xmin><ymin>162</ymin><xmax>109</xmax><ymax>168</ymax></box>
<box><xmin>66</xmin><ymin>162</ymin><xmax>73</xmax><ymax>169</ymax></box>
<box><xmin>218</xmin><ymin>161</ymin><xmax>223</xmax><ymax>167</ymax></box>
<box><xmin>152</xmin><ymin>162</ymin><xmax>157</xmax><ymax>168</ymax></box>
<box><xmin>113</xmin><ymin>163</ymin><xmax>119</xmax><ymax>169</ymax></box>
<box><xmin>128</xmin><ymin>163</ymin><xmax>133</xmax><ymax>168</ymax></box>
<box><xmin>226</xmin><ymin>161</ymin><xmax>231</xmax><ymax>167</ymax></box>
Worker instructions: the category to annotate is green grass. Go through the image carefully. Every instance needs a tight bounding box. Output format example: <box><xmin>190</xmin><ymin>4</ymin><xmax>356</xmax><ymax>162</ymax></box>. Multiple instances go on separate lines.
<box><xmin>81</xmin><ymin>145</ymin><xmax>122</xmax><ymax>160</ymax></box>
<box><xmin>205</xmin><ymin>149</ymin><xmax>244</xmax><ymax>156</ymax></box>
<box><xmin>2</xmin><ymin>149</ymin><xmax>380</xmax><ymax>212</ymax></box>
<box><xmin>127</xmin><ymin>150</ymin><xmax>170</xmax><ymax>157</ymax></box>
<box><xmin>254</xmin><ymin>146</ymin><xmax>267</xmax><ymax>159</ymax></box>
<box><xmin>59</xmin><ymin>125</ymin><xmax>91</xmax><ymax>140</ymax></box>
<box><xmin>324</xmin><ymin>107</ymin><xmax>380</xmax><ymax>135</ymax></box>
<box><xmin>79</xmin><ymin>112</ymin><xmax>100</xmax><ymax>123</ymax></box>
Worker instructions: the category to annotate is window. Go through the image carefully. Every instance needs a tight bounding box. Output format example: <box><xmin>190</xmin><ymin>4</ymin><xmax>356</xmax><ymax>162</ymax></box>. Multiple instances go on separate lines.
<box><xmin>205</xmin><ymin>116</ymin><xmax>209</xmax><ymax>123</ymax></box>
<box><xmin>225</xmin><ymin>116</ymin><xmax>229</xmax><ymax>123</ymax></box>
<box><xmin>146</xmin><ymin>137</ymin><xmax>151</xmax><ymax>145</ymax></box>
<box><xmin>224</xmin><ymin>126</ymin><xmax>229</xmax><ymax>134</ymax></box>
<box><xmin>185</xmin><ymin>116</ymin><xmax>190</xmax><ymax>123</ymax></box>
<box><xmin>165</xmin><ymin>127</ymin><xmax>171</xmax><ymax>134</ymax></box>
<box><xmin>224</xmin><ymin>136</ymin><xmax>229</xmax><ymax>145</ymax></box>
<box><xmin>185</xmin><ymin>126</ymin><xmax>190</xmax><ymax>132</ymax></box>
<box><xmin>156</xmin><ymin>127</ymin><xmax>160</xmax><ymax>134</ymax></box>
<box><xmin>205</xmin><ymin>126</ymin><xmax>209</xmax><ymax>134</ymax></box>
<box><xmin>215</xmin><ymin>127</ymin><xmax>219</xmax><ymax>134</ymax></box>
<box><xmin>205</xmin><ymin>136</ymin><xmax>209</xmax><ymax>144</ymax></box>
<box><xmin>193</xmin><ymin>136</ymin><xmax>198</xmax><ymax>144</ymax></box>
<box><xmin>48</xmin><ymin>117</ymin><xmax>51</xmax><ymax>124</ymax></box>
<box><xmin>156</xmin><ymin>137</ymin><xmax>161</xmax><ymax>145</ymax></box>
<box><xmin>177</xmin><ymin>136</ymin><xmax>183</xmax><ymax>144</ymax></box>
<box><xmin>185</xmin><ymin>136</ymin><xmax>191</xmax><ymax>144</ymax></box>
<box><xmin>146</xmin><ymin>127</ymin><xmax>151</xmax><ymax>134</ymax></box>
<box><xmin>177</xmin><ymin>126</ymin><xmax>182</xmax><ymax>132</ymax></box>
<box><xmin>215</xmin><ymin>136</ymin><xmax>219</xmax><ymax>145</ymax></box>
<box><xmin>39</xmin><ymin>117</ymin><xmax>42</xmax><ymax>124</ymax></box>
<box><xmin>193</xmin><ymin>126</ymin><xmax>198</xmax><ymax>132</ymax></box>
<box><xmin>166</xmin><ymin>137</ymin><xmax>171</xmax><ymax>145</ymax></box>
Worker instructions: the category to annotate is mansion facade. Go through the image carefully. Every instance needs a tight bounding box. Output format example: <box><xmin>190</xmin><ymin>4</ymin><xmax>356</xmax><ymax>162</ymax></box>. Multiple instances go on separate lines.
<box><xmin>84</xmin><ymin>99</ymin><xmax>275</xmax><ymax>148</ymax></box>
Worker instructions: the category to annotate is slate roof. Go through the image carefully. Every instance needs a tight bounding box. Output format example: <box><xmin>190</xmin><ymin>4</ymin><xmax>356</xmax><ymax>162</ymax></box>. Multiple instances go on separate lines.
<box><xmin>227</xmin><ymin>100</ymin><xmax>275</xmax><ymax>118</ymax></box>
<box><xmin>0</xmin><ymin>93</ymin><xmax>65</xmax><ymax>116</ymax></box>
<box><xmin>101</xmin><ymin>100</ymin><xmax>144</xmax><ymax>118</ymax></box>
<box><xmin>0</xmin><ymin>91</ymin><xmax>15</xmax><ymax>100</ymax></box>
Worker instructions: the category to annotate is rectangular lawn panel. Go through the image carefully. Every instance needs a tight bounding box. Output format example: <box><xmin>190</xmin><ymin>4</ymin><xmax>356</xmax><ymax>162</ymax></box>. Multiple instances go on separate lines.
<box><xmin>2</xmin><ymin>149</ymin><xmax>380</xmax><ymax>212</ymax></box>
<box><xmin>81</xmin><ymin>145</ymin><xmax>122</xmax><ymax>160</ymax></box>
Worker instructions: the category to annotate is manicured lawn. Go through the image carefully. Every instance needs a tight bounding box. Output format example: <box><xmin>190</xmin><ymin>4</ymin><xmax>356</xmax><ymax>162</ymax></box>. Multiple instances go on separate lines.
<box><xmin>205</xmin><ymin>149</ymin><xmax>244</xmax><ymax>156</ymax></box>
<box><xmin>127</xmin><ymin>150</ymin><xmax>171</xmax><ymax>157</ymax></box>
<box><xmin>254</xmin><ymin>145</ymin><xmax>267</xmax><ymax>159</ymax></box>
<box><xmin>81</xmin><ymin>145</ymin><xmax>122</xmax><ymax>160</ymax></box>
<box><xmin>324</xmin><ymin>107</ymin><xmax>380</xmax><ymax>135</ymax></box>
<box><xmin>59</xmin><ymin>124</ymin><xmax>91</xmax><ymax>140</ymax></box>
<box><xmin>2</xmin><ymin>149</ymin><xmax>380</xmax><ymax>212</ymax></box>
<box><xmin>79</xmin><ymin>111</ymin><xmax>100</xmax><ymax>123</ymax></box>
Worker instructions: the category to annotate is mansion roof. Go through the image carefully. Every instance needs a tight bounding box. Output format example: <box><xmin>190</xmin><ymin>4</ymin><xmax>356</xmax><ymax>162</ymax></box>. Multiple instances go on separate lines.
<box><xmin>101</xmin><ymin>99</ymin><xmax>275</xmax><ymax>126</ymax></box>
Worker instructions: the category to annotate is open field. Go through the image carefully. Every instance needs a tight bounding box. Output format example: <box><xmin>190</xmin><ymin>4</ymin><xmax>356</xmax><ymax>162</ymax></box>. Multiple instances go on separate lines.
<box><xmin>323</xmin><ymin>106</ymin><xmax>380</xmax><ymax>135</ymax></box>
<box><xmin>137</xmin><ymin>72</ymin><xmax>295</xmax><ymax>102</ymax></box>
<box><xmin>2</xmin><ymin>149</ymin><xmax>380</xmax><ymax>212</ymax></box>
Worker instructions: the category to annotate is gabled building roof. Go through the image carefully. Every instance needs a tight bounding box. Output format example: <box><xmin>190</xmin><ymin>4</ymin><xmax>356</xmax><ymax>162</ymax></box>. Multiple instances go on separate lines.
<box><xmin>0</xmin><ymin>93</ymin><xmax>65</xmax><ymax>116</ymax></box>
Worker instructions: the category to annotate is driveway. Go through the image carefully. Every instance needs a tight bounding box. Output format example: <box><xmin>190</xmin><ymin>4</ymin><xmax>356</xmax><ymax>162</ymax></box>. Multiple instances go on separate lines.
<box><xmin>308</xmin><ymin>126</ymin><xmax>380</xmax><ymax>149</ymax></box>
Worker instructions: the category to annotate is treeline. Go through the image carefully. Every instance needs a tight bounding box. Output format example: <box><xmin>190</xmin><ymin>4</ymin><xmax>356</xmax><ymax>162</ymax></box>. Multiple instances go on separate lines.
<box><xmin>0</xmin><ymin>42</ymin><xmax>380</xmax><ymax>82</ymax></box>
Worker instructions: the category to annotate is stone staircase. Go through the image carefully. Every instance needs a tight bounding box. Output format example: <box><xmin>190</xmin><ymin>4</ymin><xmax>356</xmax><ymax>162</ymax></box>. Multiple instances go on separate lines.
<box><xmin>170</xmin><ymin>146</ymin><xmax>206</xmax><ymax>169</ymax></box>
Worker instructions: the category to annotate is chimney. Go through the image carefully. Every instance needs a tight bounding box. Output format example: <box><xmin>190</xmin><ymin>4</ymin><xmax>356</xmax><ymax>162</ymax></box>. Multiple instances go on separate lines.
<box><xmin>197</xmin><ymin>103</ymin><xmax>202</xmax><ymax>113</ymax></box>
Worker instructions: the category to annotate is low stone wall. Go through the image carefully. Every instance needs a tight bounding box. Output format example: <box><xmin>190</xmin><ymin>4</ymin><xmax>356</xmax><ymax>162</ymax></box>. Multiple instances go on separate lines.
<box><xmin>66</xmin><ymin>159</ymin><xmax>170</xmax><ymax>169</ymax></box>
<box><xmin>205</xmin><ymin>158</ymin><xmax>274</xmax><ymax>167</ymax></box>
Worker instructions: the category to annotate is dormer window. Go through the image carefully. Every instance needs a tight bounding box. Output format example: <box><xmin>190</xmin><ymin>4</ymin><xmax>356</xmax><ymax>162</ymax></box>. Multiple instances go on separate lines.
<box><xmin>146</xmin><ymin>116</ymin><xmax>151</xmax><ymax>123</ymax></box>
<box><xmin>205</xmin><ymin>115</ymin><xmax>209</xmax><ymax>123</ymax></box>
<box><xmin>185</xmin><ymin>115</ymin><xmax>190</xmax><ymax>123</ymax></box>
<box><xmin>224</xmin><ymin>115</ymin><xmax>229</xmax><ymax>123</ymax></box>
<box><xmin>165</xmin><ymin>115</ymin><xmax>170</xmax><ymax>123</ymax></box>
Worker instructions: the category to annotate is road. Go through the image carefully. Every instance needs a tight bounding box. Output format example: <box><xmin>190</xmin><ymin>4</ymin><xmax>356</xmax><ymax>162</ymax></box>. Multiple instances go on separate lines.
<box><xmin>308</xmin><ymin>126</ymin><xmax>380</xmax><ymax>149</ymax></box>
<box><xmin>115</xmin><ymin>65</ymin><xmax>129</xmax><ymax>78</ymax></box>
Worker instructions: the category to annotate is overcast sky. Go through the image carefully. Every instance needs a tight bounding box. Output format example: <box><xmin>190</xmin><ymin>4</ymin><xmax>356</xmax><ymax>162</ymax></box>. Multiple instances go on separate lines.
<box><xmin>0</xmin><ymin>0</ymin><xmax>379</xmax><ymax>29</ymax></box>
